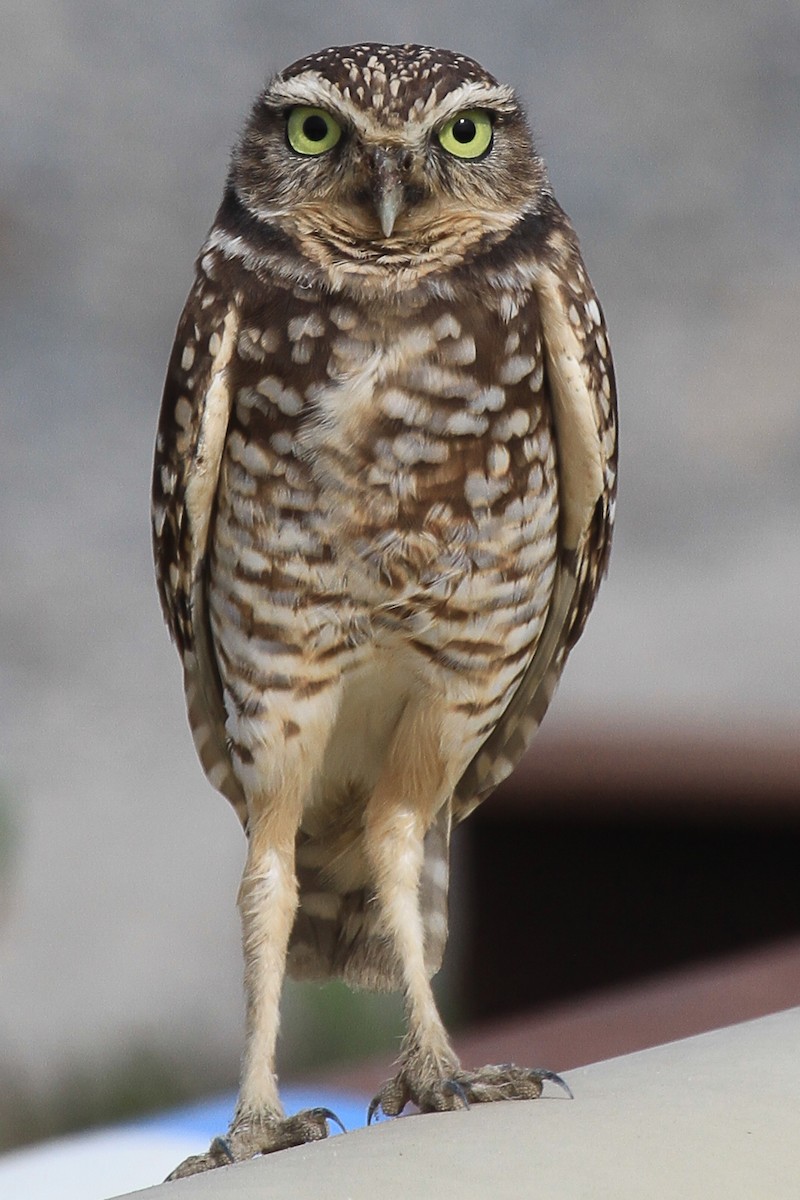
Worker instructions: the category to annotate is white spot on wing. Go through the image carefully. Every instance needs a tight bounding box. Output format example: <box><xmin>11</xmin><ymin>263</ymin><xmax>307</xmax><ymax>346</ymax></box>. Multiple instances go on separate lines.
<box><xmin>492</xmin><ymin>408</ymin><xmax>530</xmax><ymax>440</ymax></box>
<box><xmin>468</xmin><ymin>386</ymin><xmax>506</xmax><ymax>414</ymax></box>
<box><xmin>444</xmin><ymin>409</ymin><xmax>489</xmax><ymax>437</ymax></box>
<box><xmin>174</xmin><ymin>396</ymin><xmax>192</xmax><ymax>430</ymax></box>
<box><xmin>257</xmin><ymin>376</ymin><xmax>303</xmax><ymax>416</ymax></box>
<box><xmin>390</xmin><ymin>432</ymin><xmax>448</xmax><ymax>465</ymax></box>
<box><xmin>330</xmin><ymin>306</ymin><xmax>358</xmax><ymax>331</ymax></box>
<box><xmin>152</xmin><ymin>502</ymin><xmax>167</xmax><ymax>536</ymax></box>
<box><xmin>380</xmin><ymin>388</ymin><xmax>431</xmax><ymax>425</ymax></box>
<box><xmin>498</xmin><ymin>295</ymin><xmax>520</xmax><ymax>322</ymax></box>
<box><xmin>464</xmin><ymin>470</ymin><xmax>508</xmax><ymax>508</ymax></box>
<box><xmin>432</xmin><ymin>314</ymin><xmax>461</xmax><ymax>340</ymax></box>
<box><xmin>528</xmin><ymin>361</ymin><xmax>544</xmax><ymax>391</ymax></box>
<box><xmin>288</xmin><ymin>314</ymin><xmax>325</xmax><ymax>342</ymax></box>
<box><xmin>160</xmin><ymin>464</ymin><xmax>177</xmax><ymax>495</ymax></box>
<box><xmin>500</xmin><ymin>355</ymin><xmax>537</xmax><ymax>384</ymax></box>
<box><xmin>291</xmin><ymin>341</ymin><xmax>312</xmax><ymax>365</ymax></box>
<box><xmin>487</xmin><ymin>444</ymin><xmax>510</xmax><ymax>477</ymax></box>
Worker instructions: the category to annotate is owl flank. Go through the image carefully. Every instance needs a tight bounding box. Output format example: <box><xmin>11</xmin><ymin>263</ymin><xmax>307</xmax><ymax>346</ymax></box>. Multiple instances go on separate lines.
<box><xmin>152</xmin><ymin>43</ymin><xmax>617</xmax><ymax>1179</ymax></box>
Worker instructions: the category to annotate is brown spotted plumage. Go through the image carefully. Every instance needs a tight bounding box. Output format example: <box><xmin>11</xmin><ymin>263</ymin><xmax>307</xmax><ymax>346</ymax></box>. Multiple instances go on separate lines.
<box><xmin>152</xmin><ymin>42</ymin><xmax>617</xmax><ymax>1178</ymax></box>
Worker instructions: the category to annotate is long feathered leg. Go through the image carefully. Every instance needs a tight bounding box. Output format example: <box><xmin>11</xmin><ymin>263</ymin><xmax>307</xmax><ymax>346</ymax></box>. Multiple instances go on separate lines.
<box><xmin>363</xmin><ymin>699</ymin><xmax>461</xmax><ymax>1116</ymax></box>
<box><xmin>167</xmin><ymin>710</ymin><xmax>344</xmax><ymax>1179</ymax></box>
<box><xmin>366</xmin><ymin>700</ymin><xmax>571</xmax><ymax>1120</ymax></box>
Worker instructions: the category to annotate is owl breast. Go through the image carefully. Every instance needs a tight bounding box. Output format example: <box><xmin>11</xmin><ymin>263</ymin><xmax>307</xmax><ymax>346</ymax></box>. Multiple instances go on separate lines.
<box><xmin>207</xmin><ymin>271</ymin><xmax>558</xmax><ymax>809</ymax></box>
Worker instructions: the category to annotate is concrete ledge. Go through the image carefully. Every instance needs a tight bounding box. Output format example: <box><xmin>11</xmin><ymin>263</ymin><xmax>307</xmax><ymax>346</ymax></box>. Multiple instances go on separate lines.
<box><xmin>119</xmin><ymin>1007</ymin><xmax>800</xmax><ymax>1199</ymax></box>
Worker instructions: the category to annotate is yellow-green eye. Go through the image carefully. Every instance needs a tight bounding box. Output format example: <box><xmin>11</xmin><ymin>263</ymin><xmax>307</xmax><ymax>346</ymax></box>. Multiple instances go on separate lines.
<box><xmin>286</xmin><ymin>106</ymin><xmax>342</xmax><ymax>155</ymax></box>
<box><xmin>437</xmin><ymin>109</ymin><xmax>493</xmax><ymax>159</ymax></box>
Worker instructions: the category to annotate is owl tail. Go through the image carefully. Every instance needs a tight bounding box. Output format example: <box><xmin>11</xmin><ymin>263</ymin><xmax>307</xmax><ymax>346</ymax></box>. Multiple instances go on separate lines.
<box><xmin>287</xmin><ymin>806</ymin><xmax>451</xmax><ymax>992</ymax></box>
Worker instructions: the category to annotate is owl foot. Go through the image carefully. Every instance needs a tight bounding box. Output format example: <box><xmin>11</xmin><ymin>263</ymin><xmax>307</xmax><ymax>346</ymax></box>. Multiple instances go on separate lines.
<box><xmin>165</xmin><ymin>1107</ymin><xmax>345</xmax><ymax>1180</ymax></box>
<box><xmin>368</xmin><ymin>1062</ymin><xmax>572</xmax><ymax>1122</ymax></box>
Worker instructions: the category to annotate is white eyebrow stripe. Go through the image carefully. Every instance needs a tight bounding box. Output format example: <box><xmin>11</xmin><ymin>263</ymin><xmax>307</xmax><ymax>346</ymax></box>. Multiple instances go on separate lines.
<box><xmin>421</xmin><ymin>81</ymin><xmax>517</xmax><ymax>123</ymax></box>
<box><xmin>269</xmin><ymin>74</ymin><xmax>352</xmax><ymax>110</ymax></box>
<box><xmin>267</xmin><ymin>74</ymin><xmax>518</xmax><ymax>144</ymax></box>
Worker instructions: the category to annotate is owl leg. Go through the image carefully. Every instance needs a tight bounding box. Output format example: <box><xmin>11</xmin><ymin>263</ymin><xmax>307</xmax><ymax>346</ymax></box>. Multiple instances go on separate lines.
<box><xmin>363</xmin><ymin>700</ymin><xmax>462</xmax><ymax>1117</ymax></box>
<box><xmin>365</xmin><ymin>702</ymin><xmax>572</xmax><ymax>1120</ymax></box>
<box><xmin>166</xmin><ymin>716</ymin><xmax>343</xmax><ymax>1179</ymax></box>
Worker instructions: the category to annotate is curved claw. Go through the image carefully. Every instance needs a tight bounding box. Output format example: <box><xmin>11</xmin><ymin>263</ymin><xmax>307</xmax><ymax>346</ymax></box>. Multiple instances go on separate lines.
<box><xmin>535</xmin><ymin>1069</ymin><xmax>574</xmax><ymax>1099</ymax></box>
<box><xmin>312</xmin><ymin>1106</ymin><xmax>347</xmax><ymax>1135</ymax></box>
<box><xmin>367</xmin><ymin>1086</ymin><xmax>403</xmax><ymax>1125</ymax></box>
<box><xmin>442</xmin><ymin>1078</ymin><xmax>471</xmax><ymax>1109</ymax></box>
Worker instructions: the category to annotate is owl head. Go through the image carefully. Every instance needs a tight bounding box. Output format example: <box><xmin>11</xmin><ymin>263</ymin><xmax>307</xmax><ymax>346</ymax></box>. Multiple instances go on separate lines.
<box><xmin>228</xmin><ymin>43</ymin><xmax>550</xmax><ymax>265</ymax></box>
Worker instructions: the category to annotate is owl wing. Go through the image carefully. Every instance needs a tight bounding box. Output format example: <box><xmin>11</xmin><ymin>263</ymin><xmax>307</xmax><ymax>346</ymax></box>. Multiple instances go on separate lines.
<box><xmin>453</xmin><ymin>222</ymin><xmax>618</xmax><ymax>820</ymax></box>
<box><xmin>151</xmin><ymin>268</ymin><xmax>246</xmax><ymax>818</ymax></box>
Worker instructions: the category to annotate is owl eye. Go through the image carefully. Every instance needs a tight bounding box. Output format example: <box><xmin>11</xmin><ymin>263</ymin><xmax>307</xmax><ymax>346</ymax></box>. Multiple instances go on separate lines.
<box><xmin>437</xmin><ymin>110</ymin><xmax>493</xmax><ymax>159</ymax></box>
<box><xmin>286</xmin><ymin>106</ymin><xmax>343</xmax><ymax>155</ymax></box>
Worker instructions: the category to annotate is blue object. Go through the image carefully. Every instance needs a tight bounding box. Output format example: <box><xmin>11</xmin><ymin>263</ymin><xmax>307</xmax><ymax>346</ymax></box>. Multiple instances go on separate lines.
<box><xmin>134</xmin><ymin>1089</ymin><xmax>368</xmax><ymax>1139</ymax></box>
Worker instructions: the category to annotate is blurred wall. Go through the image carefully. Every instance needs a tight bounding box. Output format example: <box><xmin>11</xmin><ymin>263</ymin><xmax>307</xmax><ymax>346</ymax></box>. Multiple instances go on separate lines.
<box><xmin>1</xmin><ymin>0</ymin><xmax>797</xmax><ymax>1134</ymax></box>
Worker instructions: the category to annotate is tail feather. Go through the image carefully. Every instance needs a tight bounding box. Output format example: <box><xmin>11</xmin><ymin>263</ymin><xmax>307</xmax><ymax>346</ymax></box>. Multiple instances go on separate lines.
<box><xmin>287</xmin><ymin>806</ymin><xmax>452</xmax><ymax>991</ymax></box>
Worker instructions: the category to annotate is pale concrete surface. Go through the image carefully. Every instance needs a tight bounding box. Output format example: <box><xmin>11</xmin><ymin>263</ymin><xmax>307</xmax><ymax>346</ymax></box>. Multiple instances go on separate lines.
<box><xmin>117</xmin><ymin>1008</ymin><xmax>800</xmax><ymax>1199</ymax></box>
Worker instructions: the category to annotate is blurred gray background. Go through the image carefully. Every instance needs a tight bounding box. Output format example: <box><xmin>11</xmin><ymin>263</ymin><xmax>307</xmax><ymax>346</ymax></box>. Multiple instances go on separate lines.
<box><xmin>1</xmin><ymin>0</ymin><xmax>798</xmax><ymax>1146</ymax></box>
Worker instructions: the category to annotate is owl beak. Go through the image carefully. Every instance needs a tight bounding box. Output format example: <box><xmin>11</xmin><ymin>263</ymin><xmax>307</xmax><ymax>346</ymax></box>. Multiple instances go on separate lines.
<box><xmin>369</xmin><ymin>148</ymin><xmax>406</xmax><ymax>238</ymax></box>
<box><xmin>375</xmin><ymin>182</ymin><xmax>404</xmax><ymax>238</ymax></box>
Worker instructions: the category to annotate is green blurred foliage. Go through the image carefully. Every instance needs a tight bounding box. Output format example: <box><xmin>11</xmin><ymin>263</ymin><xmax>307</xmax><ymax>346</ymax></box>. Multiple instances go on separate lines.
<box><xmin>279</xmin><ymin>980</ymin><xmax>406</xmax><ymax>1076</ymax></box>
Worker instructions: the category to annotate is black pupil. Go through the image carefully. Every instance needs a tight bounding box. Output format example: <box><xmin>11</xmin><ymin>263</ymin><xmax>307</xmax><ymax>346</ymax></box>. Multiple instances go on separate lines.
<box><xmin>452</xmin><ymin>117</ymin><xmax>477</xmax><ymax>143</ymax></box>
<box><xmin>303</xmin><ymin>114</ymin><xmax>329</xmax><ymax>142</ymax></box>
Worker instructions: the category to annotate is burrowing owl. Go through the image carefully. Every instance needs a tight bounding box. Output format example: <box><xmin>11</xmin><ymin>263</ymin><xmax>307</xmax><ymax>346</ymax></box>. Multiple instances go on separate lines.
<box><xmin>152</xmin><ymin>42</ymin><xmax>616</xmax><ymax>1178</ymax></box>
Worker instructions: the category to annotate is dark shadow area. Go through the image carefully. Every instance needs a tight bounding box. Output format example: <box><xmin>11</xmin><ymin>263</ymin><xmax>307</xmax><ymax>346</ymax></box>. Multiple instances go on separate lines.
<box><xmin>464</xmin><ymin>745</ymin><xmax>800</xmax><ymax>1020</ymax></box>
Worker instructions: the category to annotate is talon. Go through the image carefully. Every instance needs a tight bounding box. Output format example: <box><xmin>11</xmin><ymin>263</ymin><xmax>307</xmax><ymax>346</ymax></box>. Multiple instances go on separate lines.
<box><xmin>535</xmin><ymin>1068</ymin><xmax>574</xmax><ymax>1099</ymax></box>
<box><xmin>443</xmin><ymin>1078</ymin><xmax>471</xmax><ymax>1109</ymax></box>
<box><xmin>313</xmin><ymin>1106</ymin><xmax>347</xmax><ymax>1134</ymax></box>
<box><xmin>367</xmin><ymin>1095</ymin><xmax>382</xmax><ymax>1125</ymax></box>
